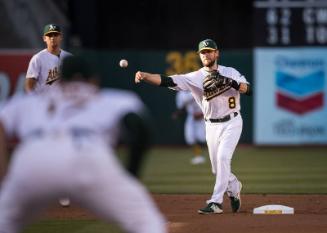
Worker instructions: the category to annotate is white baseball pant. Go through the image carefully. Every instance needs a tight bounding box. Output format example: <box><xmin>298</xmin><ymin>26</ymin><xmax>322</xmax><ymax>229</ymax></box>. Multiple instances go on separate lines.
<box><xmin>184</xmin><ymin>115</ymin><xmax>206</xmax><ymax>145</ymax></box>
<box><xmin>205</xmin><ymin>114</ymin><xmax>243</xmax><ymax>204</ymax></box>
<box><xmin>0</xmin><ymin>135</ymin><xmax>166</xmax><ymax>233</ymax></box>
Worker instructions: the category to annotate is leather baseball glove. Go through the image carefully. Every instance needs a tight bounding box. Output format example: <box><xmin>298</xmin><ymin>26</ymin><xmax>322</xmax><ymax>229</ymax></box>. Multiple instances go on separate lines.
<box><xmin>203</xmin><ymin>70</ymin><xmax>233</xmax><ymax>101</ymax></box>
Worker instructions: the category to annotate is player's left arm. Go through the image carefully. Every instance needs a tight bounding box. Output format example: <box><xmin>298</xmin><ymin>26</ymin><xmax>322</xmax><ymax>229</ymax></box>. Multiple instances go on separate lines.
<box><xmin>238</xmin><ymin>82</ymin><xmax>251</xmax><ymax>95</ymax></box>
<box><xmin>25</xmin><ymin>55</ymin><xmax>40</xmax><ymax>93</ymax></box>
<box><xmin>230</xmin><ymin>69</ymin><xmax>252</xmax><ymax>96</ymax></box>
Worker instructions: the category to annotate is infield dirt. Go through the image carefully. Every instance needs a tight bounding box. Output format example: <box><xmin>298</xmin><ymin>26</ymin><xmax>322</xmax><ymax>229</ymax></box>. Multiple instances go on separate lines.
<box><xmin>44</xmin><ymin>194</ymin><xmax>327</xmax><ymax>233</ymax></box>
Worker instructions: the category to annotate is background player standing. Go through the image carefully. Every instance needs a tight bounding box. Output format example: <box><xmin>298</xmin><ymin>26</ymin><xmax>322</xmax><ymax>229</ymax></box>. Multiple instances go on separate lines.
<box><xmin>135</xmin><ymin>39</ymin><xmax>251</xmax><ymax>214</ymax></box>
<box><xmin>24</xmin><ymin>23</ymin><xmax>72</xmax><ymax>206</ymax></box>
<box><xmin>0</xmin><ymin>56</ymin><xmax>166</xmax><ymax>233</ymax></box>
<box><xmin>25</xmin><ymin>23</ymin><xmax>72</xmax><ymax>94</ymax></box>
<box><xmin>172</xmin><ymin>91</ymin><xmax>206</xmax><ymax>165</ymax></box>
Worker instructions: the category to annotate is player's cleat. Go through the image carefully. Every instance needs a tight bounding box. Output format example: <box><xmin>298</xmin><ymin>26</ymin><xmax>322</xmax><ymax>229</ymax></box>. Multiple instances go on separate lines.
<box><xmin>229</xmin><ymin>181</ymin><xmax>242</xmax><ymax>213</ymax></box>
<box><xmin>198</xmin><ymin>202</ymin><xmax>223</xmax><ymax>214</ymax></box>
<box><xmin>59</xmin><ymin>198</ymin><xmax>70</xmax><ymax>207</ymax></box>
<box><xmin>190</xmin><ymin>156</ymin><xmax>206</xmax><ymax>165</ymax></box>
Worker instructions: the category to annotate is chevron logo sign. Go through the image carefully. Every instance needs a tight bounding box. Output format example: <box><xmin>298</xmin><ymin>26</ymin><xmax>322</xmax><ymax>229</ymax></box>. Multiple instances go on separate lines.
<box><xmin>276</xmin><ymin>70</ymin><xmax>324</xmax><ymax>115</ymax></box>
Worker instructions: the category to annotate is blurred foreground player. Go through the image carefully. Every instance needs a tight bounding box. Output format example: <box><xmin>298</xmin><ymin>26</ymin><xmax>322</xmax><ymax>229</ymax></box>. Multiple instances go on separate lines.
<box><xmin>0</xmin><ymin>56</ymin><xmax>166</xmax><ymax>233</ymax></box>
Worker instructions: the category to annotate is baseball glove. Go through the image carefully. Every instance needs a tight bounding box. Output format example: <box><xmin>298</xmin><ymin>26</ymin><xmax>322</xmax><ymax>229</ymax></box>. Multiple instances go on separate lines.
<box><xmin>203</xmin><ymin>70</ymin><xmax>233</xmax><ymax>101</ymax></box>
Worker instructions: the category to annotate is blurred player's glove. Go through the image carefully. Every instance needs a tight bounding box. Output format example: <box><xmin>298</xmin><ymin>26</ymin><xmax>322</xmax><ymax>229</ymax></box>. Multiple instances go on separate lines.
<box><xmin>203</xmin><ymin>70</ymin><xmax>233</xmax><ymax>101</ymax></box>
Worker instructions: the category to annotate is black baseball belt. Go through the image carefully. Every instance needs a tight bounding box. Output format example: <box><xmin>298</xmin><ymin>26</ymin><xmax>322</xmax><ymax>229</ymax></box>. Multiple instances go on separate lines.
<box><xmin>205</xmin><ymin>112</ymin><xmax>238</xmax><ymax>123</ymax></box>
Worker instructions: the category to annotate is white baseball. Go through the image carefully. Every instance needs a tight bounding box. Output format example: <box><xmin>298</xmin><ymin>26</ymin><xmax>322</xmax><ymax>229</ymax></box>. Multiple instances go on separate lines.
<box><xmin>119</xmin><ymin>59</ymin><xmax>128</xmax><ymax>68</ymax></box>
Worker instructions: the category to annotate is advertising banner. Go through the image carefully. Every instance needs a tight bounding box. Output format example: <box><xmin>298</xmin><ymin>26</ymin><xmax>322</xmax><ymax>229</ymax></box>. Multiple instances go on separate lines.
<box><xmin>254</xmin><ymin>48</ymin><xmax>327</xmax><ymax>144</ymax></box>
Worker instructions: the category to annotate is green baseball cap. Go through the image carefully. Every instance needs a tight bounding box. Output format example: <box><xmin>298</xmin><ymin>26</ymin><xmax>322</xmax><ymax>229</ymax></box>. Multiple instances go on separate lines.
<box><xmin>43</xmin><ymin>24</ymin><xmax>61</xmax><ymax>36</ymax></box>
<box><xmin>198</xmin><ymin>39</ymin><xmax>218</xmax><ymax>52</ymax></box>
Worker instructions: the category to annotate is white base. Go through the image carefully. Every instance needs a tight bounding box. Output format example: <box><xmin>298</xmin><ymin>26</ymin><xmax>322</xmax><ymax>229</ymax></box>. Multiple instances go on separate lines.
<box><xmin>253</xmin><ymin>205</ymin><xmax>294</xmax><ymax>214</ymax></box>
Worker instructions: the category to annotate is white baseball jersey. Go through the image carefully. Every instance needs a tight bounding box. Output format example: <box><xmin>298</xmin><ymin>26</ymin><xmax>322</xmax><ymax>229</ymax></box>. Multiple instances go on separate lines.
<box><xmin>171</xmin><ymin>65</ymin><xmax>248</xmax><ymax>119</ymax></box>
<box><xmin>26</xmin><ymin>49</ymin><xmax>72</xmax><ymax>94</ymax></box>
<box><xmin>0</xmin><ymin>83</ymin><xmax>143</xmax><ymax>145</ymax></box>
<box><xmin>171</xmin><ymin>65</ymin><xmax>247</xmax><ymax>205</ymax></box>
<box><xmin>0</xmin><ymin>82</ymin><xmax>166</xmax><ymax>233</ymax></box>
<box><xmin>175</xmin><ymin>91</ymin><xmax>205</xmax><ymax>145</ymax></box>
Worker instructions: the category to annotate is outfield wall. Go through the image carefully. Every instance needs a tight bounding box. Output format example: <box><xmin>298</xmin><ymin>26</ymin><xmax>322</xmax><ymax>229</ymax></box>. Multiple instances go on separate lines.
<box><xmin>3</xmin><ymin>49</ymin><xmax>327</xmax><ymax>145</ymax></box>
<box><xmin>0</xmin><ymin>49</ymin><xmax>255</xmax><ymax>144</ymax></box>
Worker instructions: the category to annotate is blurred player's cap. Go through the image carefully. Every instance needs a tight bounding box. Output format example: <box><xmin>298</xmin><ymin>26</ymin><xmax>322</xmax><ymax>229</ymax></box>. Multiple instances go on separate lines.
<box><xmin>61</xmin><ymin>56</ymin><xmax>95</xmax><ymax>81</ymax></box>
<box><xmin>43</xmin><ymin>24</ymin><xmax>61</xmax><ymax>36</ymax></box>
<box><xmin>198</xmin><ymin>39</ymin><xmax>218</xmax><ymax>52</ymax></box>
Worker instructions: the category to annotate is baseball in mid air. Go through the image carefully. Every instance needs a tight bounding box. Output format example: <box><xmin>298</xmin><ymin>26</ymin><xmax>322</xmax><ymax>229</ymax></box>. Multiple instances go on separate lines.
<box><xmin>119</xmin><ymin>59</ymin><xmax>128</xmax><ymax>68</ymax></box>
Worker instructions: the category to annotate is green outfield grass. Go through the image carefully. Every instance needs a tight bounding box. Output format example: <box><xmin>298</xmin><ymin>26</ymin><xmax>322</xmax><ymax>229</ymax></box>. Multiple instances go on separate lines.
<box><xmin>24</xmin><ymin>220</ymin><xmax>122</xmax><ymax>233</ymax></box>
<box><xmin>139</xmin><ymin>146</ymin><xmax>327</xmax><ymax>194</ymax></box>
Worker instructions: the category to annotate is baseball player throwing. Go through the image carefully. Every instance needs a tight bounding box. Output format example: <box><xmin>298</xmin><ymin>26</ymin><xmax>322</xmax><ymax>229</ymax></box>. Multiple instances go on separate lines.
<box><xmin>0</xmin><ymin>56</ymin><xmax>166</xmax><ymax>233</ymax></box>
<box><xmin>173</xmin><ymin>91</ymin><xmax>206</xmax><ymax>165</ymax></box>
<box><xmin>25</xmin><ymin>24</ymin><xmax>72</xmax><ymax>94</ymax></box>
<box><xmin>135</xmin><ymin>39</ymin><xmax>251</xmax><ymax>214</ymax></box>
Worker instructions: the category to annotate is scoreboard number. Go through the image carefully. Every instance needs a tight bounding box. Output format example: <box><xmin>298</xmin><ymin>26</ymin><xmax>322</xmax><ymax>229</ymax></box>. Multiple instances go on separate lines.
<box><xmin>254</xmin><ymin>0</ymin><xmax>327</xmax><ymax>46</ymax></box>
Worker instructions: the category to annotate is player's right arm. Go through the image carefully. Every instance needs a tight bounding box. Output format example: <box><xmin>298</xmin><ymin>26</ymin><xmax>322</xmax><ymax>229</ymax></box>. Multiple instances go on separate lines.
<box><xmin>135</xmin><ymin>71</ymin><xmax>177</xmax><ymax>87</ymax></box>
<box><xmin>135</xmin><ymin>70</ymin><xmax>197</xmax><ymax>93</ymax></box>
<box><xmin>135</xmin><ymin>71</ymin><xmax>161</xmax><ymax>85</ymax></box>
<box><xmin>25</xmin><ymin>55</ymin><xmax>40</xmax><ymax>93</ymax></box>
<box><xmin>25</xmin><ymin>78</ymin><xmax>37</xmax><ymax>93</ymax></box>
